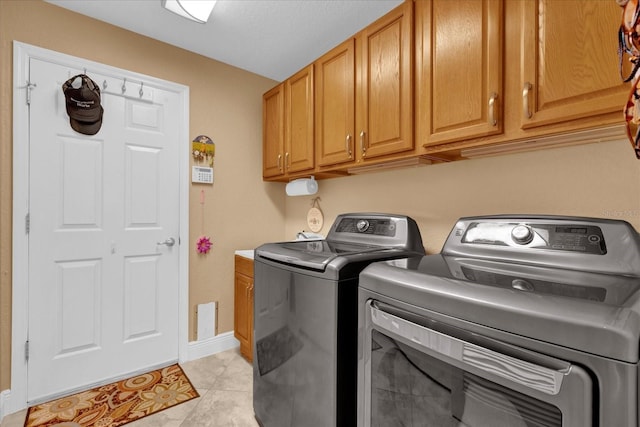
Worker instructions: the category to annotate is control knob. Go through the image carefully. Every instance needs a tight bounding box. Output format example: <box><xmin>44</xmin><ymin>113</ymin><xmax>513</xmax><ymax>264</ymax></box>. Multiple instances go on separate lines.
<box><xmin>511</xmin><ymin>224</ymin><xmax>534</xmax><ymax>245</ymax></box>
<box><xmin>356</xmin><ymin>220</ymin><xmax>370</xmax><ymax>232</ymax></box>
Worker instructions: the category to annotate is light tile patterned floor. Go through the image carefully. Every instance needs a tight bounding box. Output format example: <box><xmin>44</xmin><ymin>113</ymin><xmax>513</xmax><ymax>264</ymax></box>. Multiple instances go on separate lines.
<box><xmin>1</xmin><ymin>348</ymin><xmax>259</xmax><ymax>427</ymax></box>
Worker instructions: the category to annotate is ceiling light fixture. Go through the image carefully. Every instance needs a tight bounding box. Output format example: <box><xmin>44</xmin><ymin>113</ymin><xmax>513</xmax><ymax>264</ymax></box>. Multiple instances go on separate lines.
<box><xmin>163</xmin><ymin>0</ymin><xmax>216</xmax><ymax>23</ymax></box>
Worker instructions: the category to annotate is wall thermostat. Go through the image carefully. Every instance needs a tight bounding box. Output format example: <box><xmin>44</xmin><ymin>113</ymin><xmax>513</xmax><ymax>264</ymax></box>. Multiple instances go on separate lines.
<box><xmin>192</xmin><ymin>166</ymin><xmax>213</xmax><ymax>184</ymax></box>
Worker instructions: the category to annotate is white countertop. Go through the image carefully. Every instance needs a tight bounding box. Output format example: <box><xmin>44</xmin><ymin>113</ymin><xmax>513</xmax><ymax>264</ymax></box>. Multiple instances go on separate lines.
<box><xmin>235</xmin><ymin>249</ymin><xmax>254</xmax><ymax>260</ymax></box>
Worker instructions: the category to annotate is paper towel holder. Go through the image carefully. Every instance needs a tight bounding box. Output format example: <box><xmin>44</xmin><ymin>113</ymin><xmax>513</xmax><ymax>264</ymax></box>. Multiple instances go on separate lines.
<box><xmin>286</xmin><ymin>176</ymin><xmax>318</xmax><ymax>196</ymax></box>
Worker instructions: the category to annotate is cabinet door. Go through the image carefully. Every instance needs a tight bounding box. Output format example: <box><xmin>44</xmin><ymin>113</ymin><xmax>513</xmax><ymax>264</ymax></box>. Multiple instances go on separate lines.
<box><xmin>263</xmin><ymin>84</ymin><xmax>284</xmax><ymax>178</ymax></box>
<box><xmin>417</xmin><ymin>0</ymin><xmax>503</xmax><ymax>146</ymax></box>
<box><xmin>234</xmin><ymin>272</ymin><xmax>252</xmax><ymax>359</ymax></box>
<box><xmin>315</xmin><ymin>39</ymin><xmax>356</xmax><ymax>167</ymax></box>
<box><xmin>248</xmin><ymin>280</ymin><xmax>254</xmax><ymax>362</ymax></box>
<box><xmin>285</xmin><ymin>65</ymin><xmax>315</xmax><ymax>173</ymax></box>
<box><xmin>356</xmin><ymin>0</ymin><xmax>413</xmax><ymax>160</ymax></box>
<box><xmin>520</xmin><ymin>0</ymin><xmax>627</xmax><ymax>129</ymax></box>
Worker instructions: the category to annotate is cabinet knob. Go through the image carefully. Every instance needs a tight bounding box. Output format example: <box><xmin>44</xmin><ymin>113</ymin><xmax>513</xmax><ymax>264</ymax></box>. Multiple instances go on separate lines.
<box><xmin>523</xmin><ymin>82</ymin><xmax>533</xmax><ymax>119</ymax></box>
<box><xmin>488</xmin><ymin>92</ymin><xmax>498</xmax><ymax>127</ymax></box>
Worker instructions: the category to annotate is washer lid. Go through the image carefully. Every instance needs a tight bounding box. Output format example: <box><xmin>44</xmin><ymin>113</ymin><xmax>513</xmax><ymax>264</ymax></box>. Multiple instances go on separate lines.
<box><xmin>256</xmin><ymin>240</ymin><xmax>388</xmax><ymax>271</ymax></box>
<box><xmin>360</xmin><ymin>255</ymin><xmax>640</xmax><ymax>362</ymax></box>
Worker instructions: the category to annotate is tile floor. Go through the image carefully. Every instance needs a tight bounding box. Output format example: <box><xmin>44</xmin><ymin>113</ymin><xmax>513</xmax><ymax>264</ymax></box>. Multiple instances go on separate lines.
<box><xmin>1</xmin><ymin>348</ymin><xmax>259</xmax><ymax>427</ymax></box>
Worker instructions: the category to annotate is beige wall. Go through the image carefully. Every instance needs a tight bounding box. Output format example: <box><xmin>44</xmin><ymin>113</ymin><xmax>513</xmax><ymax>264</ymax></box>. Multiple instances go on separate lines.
<box><xmin>0</xmin><ymin>0</ymin><xmax>285</xmax><ymax>391</ymax></box>
<box><xmin>285</xmin><ymin>139</ymin><xmax>640</xmax><ymax>255</ymax></box>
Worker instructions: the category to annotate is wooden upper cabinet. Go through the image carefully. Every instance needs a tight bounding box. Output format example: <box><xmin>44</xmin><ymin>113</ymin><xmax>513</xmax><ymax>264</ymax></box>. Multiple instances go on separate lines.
<box><xmin>285</xmin><ymin>65</ymin><xmax>314</xmax><ymax>173</ymax></box>
<box><xmin>315</xmin><ymin>39</ymin><xmax>356</xmax><ymax>167</ymax></box>
<box><xmin>262</xmin><ymin>84</ymin><xmax>285</xmax><ymax>178</ymax></box>
<box><xmin>519</xmin><ymin>0</ymin><xmax>627</xmax><ymax>130</ymax></box>
<box><xmin>264</xmin><ymin>0</ymin><xmax>628</xmax><ymax>177</ymax></box>
<box><xmin>417</xmin><ymin>0</ymin><xmax>504</xmax><ymax>147</ymax></box>
<box><xmin>356</xmin><ymin>0</ymin><xmax>414</xmax><ymax>160</ymax></box>
<box><xmin>263</xmin><ymin>66</ymin><xmax>314</xmax><ymax>179</ymax></box>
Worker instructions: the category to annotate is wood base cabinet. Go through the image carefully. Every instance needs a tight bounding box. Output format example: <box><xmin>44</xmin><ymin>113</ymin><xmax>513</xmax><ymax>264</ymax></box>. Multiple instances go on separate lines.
<box><xmin>234</xmin><ymin>255</ymin><xmax>254</xmax><ymax>362</ymax></box>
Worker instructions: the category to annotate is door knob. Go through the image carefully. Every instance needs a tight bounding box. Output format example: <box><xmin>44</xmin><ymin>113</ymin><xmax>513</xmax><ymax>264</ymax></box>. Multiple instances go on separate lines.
<box><xmin>157</xmin><ymin>237</ymin><xmax>176</xmax><ymax>247</ymax></box>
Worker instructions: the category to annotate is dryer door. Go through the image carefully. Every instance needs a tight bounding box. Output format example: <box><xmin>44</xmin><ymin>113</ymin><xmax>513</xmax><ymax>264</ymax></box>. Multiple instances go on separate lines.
<box><xmin>361</xmin><ymin>300</ymin><xmax>593</xmax><ymax>427</ymax></box>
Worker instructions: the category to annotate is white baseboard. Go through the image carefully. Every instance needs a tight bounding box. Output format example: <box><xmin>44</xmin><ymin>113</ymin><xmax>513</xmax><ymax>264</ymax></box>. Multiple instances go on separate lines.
<box><xmin>185</xmin><ymin>331</ymin><xmax>240</xmax><ymax>362</ymax></box>
<box><xmin>1</xmin><ymin>389</ymin><xmax>12</xmax><ymax>422</ymax></box>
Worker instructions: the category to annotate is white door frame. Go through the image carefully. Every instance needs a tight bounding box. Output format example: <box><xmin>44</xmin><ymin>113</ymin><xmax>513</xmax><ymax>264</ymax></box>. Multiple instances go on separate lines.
<box><xmin>10</xmin><ymin>41</ymin><xmax>190</xmax><ymax>413</ymax></box>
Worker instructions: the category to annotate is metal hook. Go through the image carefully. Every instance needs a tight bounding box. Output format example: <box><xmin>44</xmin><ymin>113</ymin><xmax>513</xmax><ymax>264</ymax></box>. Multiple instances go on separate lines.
<box><xmin>103</xmin><ymin>80</ymin><xmax>108</xmax><ymax>91</ymax></box>
<box><xmin>139</xmin><ymin>82</ymin><xmax>144</xmax><ymax>97</ymax></box>
<box><xmin>122</xmin><ymin>78</ymin><xmax>127</xmax><ymax>94</ymax></box>
<box><xmin>26</xmin><ymin>81</ymin><xmax>37</xmax><ymax>105</ymax></box>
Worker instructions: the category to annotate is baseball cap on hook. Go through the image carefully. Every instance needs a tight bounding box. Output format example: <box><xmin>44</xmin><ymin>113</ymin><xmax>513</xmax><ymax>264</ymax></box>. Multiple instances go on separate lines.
<box><xmin>62</xmin><ymin>74</ymin><xmax>104</xmax><ymax>135</ymax></box>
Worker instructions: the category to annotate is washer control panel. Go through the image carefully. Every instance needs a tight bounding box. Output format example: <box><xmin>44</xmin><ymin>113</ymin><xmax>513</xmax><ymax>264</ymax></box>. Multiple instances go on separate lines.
<box><xmin>335</xmin><ymin>217</ymin><xmax>396</xmax><ymax>236</ymax></box>
<box><xmin>326</xmin><ymin>213</ymin><xmax>424</xmax><ymax>255</ymax></box>
<box><xmin>459</xmin><ymin>221</ymin><xmax>607</xmax><ymax>254</ymax></box>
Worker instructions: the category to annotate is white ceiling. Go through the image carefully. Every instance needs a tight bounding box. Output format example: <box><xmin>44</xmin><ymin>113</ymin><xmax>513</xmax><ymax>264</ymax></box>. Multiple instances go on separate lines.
<box><xmin>46</xmin><ymin>0</ymin><xmax>403</xmax><ymax>82</ymax></box>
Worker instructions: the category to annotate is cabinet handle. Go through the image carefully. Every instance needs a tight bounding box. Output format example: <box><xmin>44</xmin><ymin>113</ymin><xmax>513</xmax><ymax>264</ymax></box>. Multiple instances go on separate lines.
<box><xmin>360</xmin><ymin>131</ymin><xmax>366</xmax><ymax>157</ymax></box>
<box><xmin>488</xmin><ymin>92</ymin><xmax>498</xmax><ymax>127</ymax></box>
<box><xmin>285</xmin><ymin>152</ymin><xmax>290</xmax><ymax>170</ymax></box>
<box><xmin>346</xmin><ymin>134</ymin><xmax>352</xmax><ymax>157</ymax></box>
<box><xmin>523</xmin><ymin>82</ymin><xmax>533</xmax><ymax>119</ymax></box>
<box><xmin>277</xmin><ymin>154</ymin><xmax>282</xmax><ymax>171</ymax></box>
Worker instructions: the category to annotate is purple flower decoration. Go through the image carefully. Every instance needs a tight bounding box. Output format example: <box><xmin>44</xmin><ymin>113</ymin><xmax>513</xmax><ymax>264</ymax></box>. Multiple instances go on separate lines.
<box><xmin>196</xmin><ymin>236</ymin><xmax>212</xmax><ymax>254</ymax></box>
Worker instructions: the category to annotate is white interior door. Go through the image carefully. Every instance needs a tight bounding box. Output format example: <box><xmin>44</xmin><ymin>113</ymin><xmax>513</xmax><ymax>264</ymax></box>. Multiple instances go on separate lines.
<box><xmin>27</xmin><ymin>58</ymin><xmax>181</xmax><ymax>402</ymax></box>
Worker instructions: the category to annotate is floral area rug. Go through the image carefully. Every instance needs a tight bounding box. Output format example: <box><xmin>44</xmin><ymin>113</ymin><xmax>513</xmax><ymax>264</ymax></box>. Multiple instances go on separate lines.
<box><xmin>24</xmin><ymin>364</ymin><xmax>199</xmax><ymax>427</ymax></box>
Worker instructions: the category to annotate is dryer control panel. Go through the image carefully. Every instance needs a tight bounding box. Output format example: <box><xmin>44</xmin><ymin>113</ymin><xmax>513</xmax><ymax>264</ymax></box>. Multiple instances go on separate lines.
<box><xmin>460</xmin><ymin>221</ymin><xmax>606</xmax><ymax>255</ymax></box>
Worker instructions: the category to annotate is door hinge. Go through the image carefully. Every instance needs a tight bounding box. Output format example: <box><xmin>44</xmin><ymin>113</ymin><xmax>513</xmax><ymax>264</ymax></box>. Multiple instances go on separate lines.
<box><xmin>26</xmin><ymin>81</ymin><xmax>37</xmax><ymax>105</ymax></box>
<box><xmin>25</xmin><ymin>340</ymin><xmax>29</xmax><ymax>362</ymax></box>
<box><xmin>25</xmin><ymin>213</ymin><xmax>30</xmax><ymax>234</ymax></box>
